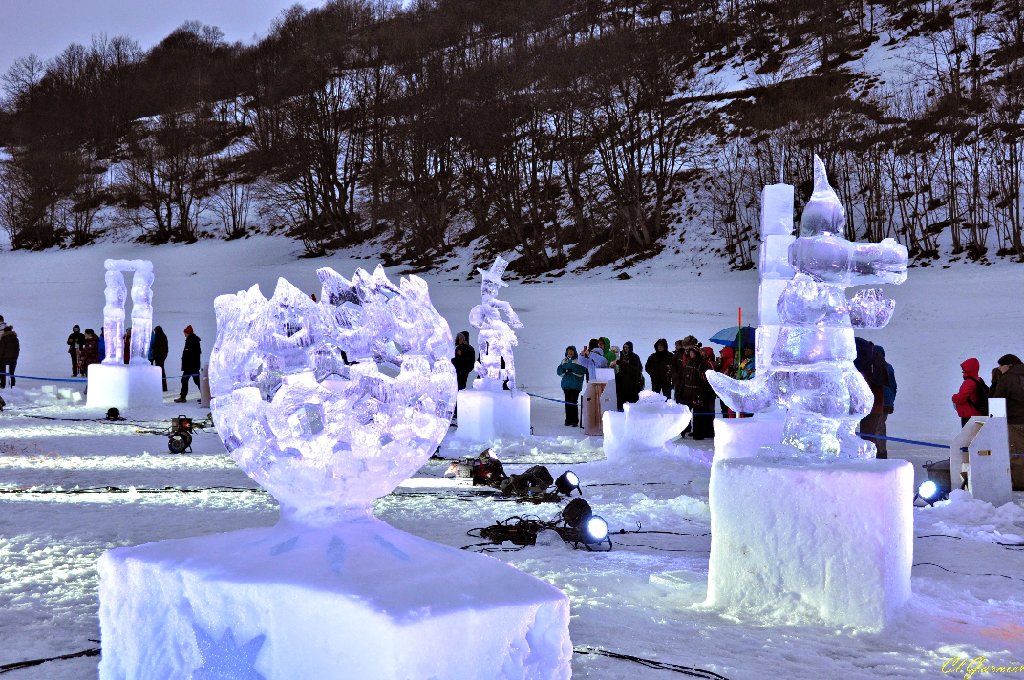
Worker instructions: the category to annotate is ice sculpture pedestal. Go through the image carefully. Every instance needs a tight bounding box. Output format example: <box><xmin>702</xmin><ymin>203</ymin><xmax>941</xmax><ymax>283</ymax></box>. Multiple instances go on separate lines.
<box><xmin>85</xmin><ymin>364</ymin><xmax>163</xmax><ymax>410</ymax></box>
<box><xmin>602</xmin><ymin>398</ymin><xmax>690</xmax><ymax>461</ymax></box>
<box><xmin>706</xmin><ymin>457</ymin><xmax>913</xmax><ymax>630</ymax></box>
<box><xmin>455</xmin><ymin>389</ymin><xmax>531</xmax><ymax>440</ymax></box>
<box><xmin>712</xmin><ymin>416</ymin><xmax>784</xmax><ymax>462</ymax></box>
<box><xmin>98</xmin><ymin>518</ymin><xmax>571</xmax><ymax>679</ymax></box>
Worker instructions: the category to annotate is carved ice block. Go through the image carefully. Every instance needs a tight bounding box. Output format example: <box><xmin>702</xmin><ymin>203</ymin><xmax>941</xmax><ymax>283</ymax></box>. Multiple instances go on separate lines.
<box><xmin>86</xmin><ymin>363</ymin><xmax>163</xmax><ymax>410</ymax></box>
<box><xmin>760</xmin><ymin>183</ymin><xmax>795</xmax><ymax>238</ymax></box>
<box><xmin>706</xmin><ymin>457</ymin><xmax>913</xmax><ymax>630</ymax></box>
<box><xmin>98</xmin><ymin>519</ymin><xmax>571</xmax><ymax>680</ymax></box>
<box><xmin>455</xmin><ymin>389</ymin><xmax>531</xmax><ymax>441</ymax></box>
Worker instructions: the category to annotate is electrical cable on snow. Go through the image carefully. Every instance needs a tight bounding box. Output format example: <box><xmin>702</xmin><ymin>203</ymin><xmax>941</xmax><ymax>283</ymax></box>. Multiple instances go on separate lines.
<box><xmin>0</xmin><ymin>648</ymin><xmax>100</xmax><ymax>674</ymax></box>
<box><xmin>573</xmin><ymin>646</ymin><xmax>732</xmax><ymax>679</ymax></box>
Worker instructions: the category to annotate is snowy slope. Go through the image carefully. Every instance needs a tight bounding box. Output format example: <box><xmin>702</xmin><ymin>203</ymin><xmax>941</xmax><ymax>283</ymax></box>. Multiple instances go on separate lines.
<box><xmin>0</xmin><ymin>237</ymin><xmax>1022</xmax><ymax>678</ymax></box>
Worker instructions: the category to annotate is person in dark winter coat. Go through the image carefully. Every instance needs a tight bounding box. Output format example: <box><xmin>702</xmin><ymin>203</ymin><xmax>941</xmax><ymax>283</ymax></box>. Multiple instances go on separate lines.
<box><xmin>674</xmin><ymin>344</ymin><xmax>716</xmax><ymax>439</ymax></box>
<box><xmin>452</xmin><ymin>330</ymin><xmax>476</xmax><ymax>390</ymax></box>
<box><xmin>952</xmin><ymin>357</ymin><xmax>987</xmax><ymax>426</ymax></box>
<box><xmin>557</xmin><ymin>346</ymin><xmax>587</xmax><ymax>426</ymax></box>
<box><xmin>174</xmin><ymin>325</ymin><xmax>202</xmax><ymax>403</ymax></box>
<box><xmin>150</xmin><ymin>326</ymin><xmax>169</xmax><ymax>392</ymax></box>
<box><xmin>612</xmin><ymin>341</ymin><xmax>643</xmax><ymax>410</ymax></box>
<box><xmin>0</xmin><ymin>325</ymin><xmax>21</xmax><ymax>388</ymax></box>
<box><xmin>79</xmin><ymin>329</ymin><xmax>101</xmax><ymax>375</ymax></box>
<box><xmin>67</xmin><ymin>325</ymin><xmax>85</xmax><ymax>376</ymax></box>
<box><xmin>644</xmin><ymin>339</ymin><xmax>675</xmax><ymax>399</ymax></box>
<box><xmin>993</xmin><ymin>353</ymin><xmax>1024</xmax><ymax>489</ymax></box>
<box><xmin>876</xmin><ymin>345</ymin><xmax>897</xmax><ymax>414</ymax></box>
<box><xmin>855</xmin><ymin>337</ymin><xmax>889</xmax><ymax>458</ymax></box>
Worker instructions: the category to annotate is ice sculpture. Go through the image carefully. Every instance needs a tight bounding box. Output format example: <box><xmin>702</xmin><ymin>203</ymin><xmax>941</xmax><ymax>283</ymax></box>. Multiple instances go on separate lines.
<box><xmin>709</xmin><ymin>156</ymin><xmax>907</xmax><ymax>461</ymax></box>
<box><xmin>602</xmin><ymin>391</ymin><xmax>691</xmax><ymax>460</ymax></box>
<box><xmin>209</xmin><ymin>266</ymin><xmax>457</xmax><ymax>523</ymax></box>
<box><xmin>101</xmin><ymin>259</ymin><xmax>154</xmax><ymax>364</ymax></box>
<box><xmin>469</xmin><ymin>256</ymin><xmax>523</xmax><ymax>391</ymax></box>
<box><xmin>98</xmin><ymin>266</ymin><xmax>571</xmax><ymax>679</ymax></box>
<box><xmin>88</xmin><ymin>259</ymin><xmax>162</xmax><ymax>409</ymax></box>
<box><xmin>704</xmin><ymin>157</ymin><xmax>914</xmax><ymax>631</ymax></box>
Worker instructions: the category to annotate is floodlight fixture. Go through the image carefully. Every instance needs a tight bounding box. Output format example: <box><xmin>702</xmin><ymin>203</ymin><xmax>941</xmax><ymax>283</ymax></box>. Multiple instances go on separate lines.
<box><xmin>555</xmin><ymin>470</ymin><xmax>581</xmax><ymax>497</ymax></box>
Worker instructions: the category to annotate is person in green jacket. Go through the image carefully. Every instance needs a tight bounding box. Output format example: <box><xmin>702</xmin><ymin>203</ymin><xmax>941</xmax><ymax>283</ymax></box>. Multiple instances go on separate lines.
<box><xmin>601</xmin><ymin>337</ymin><xmax>615</xmax><ymax>363</ymax></box>
<box><xmin>557</xmin><ymin>346</ymin><xmax>587</xmax><ymax>427</ymax></box>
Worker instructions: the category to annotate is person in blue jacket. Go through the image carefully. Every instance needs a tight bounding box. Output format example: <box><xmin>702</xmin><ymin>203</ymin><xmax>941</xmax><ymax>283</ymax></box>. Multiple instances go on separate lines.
<box><xmin>557</xmin><ymin>345</ymin><xmax>587</xmax><ymax>427</ymax></box>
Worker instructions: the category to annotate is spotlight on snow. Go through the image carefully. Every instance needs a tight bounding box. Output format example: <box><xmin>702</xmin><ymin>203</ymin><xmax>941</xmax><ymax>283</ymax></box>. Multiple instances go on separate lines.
<box><xmin>917</xmin><ymin>479</ymin><xmax>945</xmax><ymax>506</ymax></box>
<box><xmin>560</xmin><ymin>497</ymin><xmax>611</xmax><ymax>551</ymax></box>
<box><xmin>584</xmin><ymin>515</ymin><xmax>609</xmax><ymax>542</ymax></box>
<box><xmin>555</xmin><ymin>470</ymin><xmax>581</xmax><ymax>497</ymax></box>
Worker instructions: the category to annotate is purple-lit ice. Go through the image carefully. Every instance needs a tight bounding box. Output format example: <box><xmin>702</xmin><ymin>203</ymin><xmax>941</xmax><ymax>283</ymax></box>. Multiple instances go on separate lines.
<box><xmin>709</xmin><ymin>156</ymin><xmax>908</xmax><ymax>460</ymax></box>
<box><xmin>209</xmin><ymin>266</ymin><xmax>457</xmax><ymax>524</ymax></box>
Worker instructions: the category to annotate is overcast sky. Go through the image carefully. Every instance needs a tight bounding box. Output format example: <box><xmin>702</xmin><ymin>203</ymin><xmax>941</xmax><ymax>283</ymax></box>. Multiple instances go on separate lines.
<box><xmin>1</xmin><ymin>0</ymin><xmax>325</xmax><ymax>79</ymax></box>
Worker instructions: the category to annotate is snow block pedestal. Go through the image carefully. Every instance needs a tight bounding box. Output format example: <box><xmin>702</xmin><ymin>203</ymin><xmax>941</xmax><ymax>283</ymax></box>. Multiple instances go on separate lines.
<box><xmin>712</xmin><ymin>416</ymin><xmax>784</xmax><ymax>462</ymax></box>
<box><xmin>455</xmin><ymin>389</ymin><xmax>531</xmax><ymax>440</ymax></box>
<box><xmin>706</xmin><ymin>457</ymin><xmax>913</xmax><ymax>630</ymax></box>
<box><xmin>99</xmin><ymin>518</ymin><xmax>571</xmax><ymax>679</ymax></box>
<box><xmin>86</xmin><ymin>363</ymin><xmax>163</xmax><ymax>410</ymax></box>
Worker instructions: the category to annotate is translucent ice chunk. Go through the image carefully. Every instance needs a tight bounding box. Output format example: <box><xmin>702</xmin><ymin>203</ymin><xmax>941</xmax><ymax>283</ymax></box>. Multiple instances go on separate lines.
<box><xmin>210</xmin><ymin>267</ymin><xmax>457</xmax><ymax>524</ymax></box>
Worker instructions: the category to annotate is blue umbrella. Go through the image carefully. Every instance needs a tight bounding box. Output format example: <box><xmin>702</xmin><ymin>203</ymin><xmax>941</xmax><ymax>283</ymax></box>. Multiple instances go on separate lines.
<box><xmin>709</xmin><ymin>326</ymin><xmax>756</xmax><ymax>349</ymax></box>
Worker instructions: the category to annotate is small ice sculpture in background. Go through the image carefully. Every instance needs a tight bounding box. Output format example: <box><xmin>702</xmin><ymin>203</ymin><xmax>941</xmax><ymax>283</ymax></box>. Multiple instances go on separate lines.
<box><xmin>102</xmin><ymin>259</ymin><xmax>154</xmax><ymax>365</ymax></box>
<box><xmin>709</xmin><ymin>156</ymin><xmax>908</xmax><ymax>461</ymax></box>
<box><xmin>209</xmin><ymin>265</ymin><xmax>457</xmax><ymax>524</ymax></box>
<box><xmin>469</xmin><ymin>256</ymin><xmax>523</xmax><ymax>391</ymax></box>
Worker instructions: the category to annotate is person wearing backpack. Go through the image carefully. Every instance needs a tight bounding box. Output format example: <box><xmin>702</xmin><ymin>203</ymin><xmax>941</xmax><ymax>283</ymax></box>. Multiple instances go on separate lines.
<box><xmin>952</xmin><ymin>357</ymin><xmax>988</xmax><ymax>427</ymax></box>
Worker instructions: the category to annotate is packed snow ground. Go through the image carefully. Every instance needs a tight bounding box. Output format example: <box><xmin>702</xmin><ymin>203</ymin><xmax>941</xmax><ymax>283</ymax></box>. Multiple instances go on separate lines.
<box><xmin>0</xmin><ymin>237</ymin><xmax>1023</xmax><ymax>679</ymax></box>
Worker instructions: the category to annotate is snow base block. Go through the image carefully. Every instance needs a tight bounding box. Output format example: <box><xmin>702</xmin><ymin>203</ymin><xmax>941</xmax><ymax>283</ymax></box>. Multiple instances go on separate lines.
<box><xmin>98</xmin><ymin>518</ymin><xmax>570</xmax><ymax>679</ymax></box>
<box><xmin>454</xmin><ymin>389</ymin><xmax>531</xmax><ymax>441</ymax></box>
<box><xmin>712</xmin><ymin>416</ymin><xmax>784</xmax><ymax>462</ymax></box>
<box><xmin>86</xmin><ymin>363</ymin><xmax>163</xmax><ymax>410</ymax></box>
<box><xmin>706</xmin><ymin>457</ymin><xmax>913</xmax><ymax>630</ymax></box>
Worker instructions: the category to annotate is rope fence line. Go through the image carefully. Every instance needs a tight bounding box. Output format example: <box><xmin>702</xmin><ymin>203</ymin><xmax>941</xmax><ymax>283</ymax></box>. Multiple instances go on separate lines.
<box><xmin>0</xmin><ymin>373</ymin><xmax>1013</xmax><ymax>454</ymax></box>
<box><xmin>0</xmin><ymin>371</ymin><xmax>201</xmax><ymax>384</ymax></box>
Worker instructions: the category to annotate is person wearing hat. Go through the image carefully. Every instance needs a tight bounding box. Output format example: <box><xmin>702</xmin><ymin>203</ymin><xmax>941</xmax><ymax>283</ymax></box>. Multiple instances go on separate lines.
<box><xmin>174</xmin><ymin>325</ymin><xmax>202</xmax><ymax>403</ymax></box>
<box><xmin>992</xmin><ymin>353</ymin><xmax>1024</xmax><ymax>488</ymax></box>
<box><xmin>67</xmin><ymin>325</ymin><xmax>85</xmax><ymax>376</ymax></box>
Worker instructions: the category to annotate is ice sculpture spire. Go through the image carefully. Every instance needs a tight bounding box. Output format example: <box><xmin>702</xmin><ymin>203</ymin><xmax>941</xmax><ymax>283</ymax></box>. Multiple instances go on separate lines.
<box><xmin>209</xmin><ymin>266</ymin><xmax>457</xmax><ymax>525</ymax></box>
<box><xmin>800</xmin><ymin>155</ymin><xmax>846</xmax><ymax>237</ymax></box>
<box><xmin>469</xmin><ymin>256</ymin><xmax>523</xmax><ymax>391</ymax></box>
<box><xmin>708</xmin><ymin>156</ymin><xmax>908</xmax><ymax>461</ymax></box>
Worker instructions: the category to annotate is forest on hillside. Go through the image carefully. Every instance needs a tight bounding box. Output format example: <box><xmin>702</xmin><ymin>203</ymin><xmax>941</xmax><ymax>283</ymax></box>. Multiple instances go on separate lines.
<box><xmin>0</xmin><ymin>0</ymin><xmax>1021</xmax><ymax>273</ymax></box>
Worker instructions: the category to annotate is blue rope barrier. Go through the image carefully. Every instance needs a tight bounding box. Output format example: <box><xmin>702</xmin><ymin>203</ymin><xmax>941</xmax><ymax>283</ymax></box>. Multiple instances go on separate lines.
<box><xmin>0</xmin><ymin>372</ymin><xmax>87</xmax><ymax>383</ymax></box>
<box><xmin>857</xmin><ymin>432</ymin><xmax>948</xmax><ymax>449</ymax></box>
<box><xmin>525</xmin><ymin>391</ymin><xmax>577</xmax><ymax>405</ymax></box>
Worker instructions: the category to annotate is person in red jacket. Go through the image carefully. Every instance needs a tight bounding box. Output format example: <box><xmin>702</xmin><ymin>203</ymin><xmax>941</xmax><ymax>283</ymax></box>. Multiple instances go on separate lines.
<box><xmin>951</xmin><ymin>357</ymin><xmax>987</xmax><ymax>427</ymax></box>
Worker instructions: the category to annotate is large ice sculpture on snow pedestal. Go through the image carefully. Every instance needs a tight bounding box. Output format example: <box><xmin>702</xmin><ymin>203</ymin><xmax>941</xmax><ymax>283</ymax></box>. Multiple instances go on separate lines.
<box><xmin>703</xmin><ymin>157</ymin><xmax>913</xmax><ymax>631</ymax></box>
<box><xmin>98</xmin><ymin>265</ymin><xmax>571</xmax><ymax>679</ymax></box>
<box><xmin>709</xmin><ymin>156</ymin><xmax>908</xmax><ymax>461</ymax></box>
<box><xmin>455</xmin><ymin>256</ymin><xmax>532</xmax><ymax>441</ymax></box>
<box><xmin>86</xmin><ymin>259</ymin><xmax>162</xmax><ymax>409</ymax></box>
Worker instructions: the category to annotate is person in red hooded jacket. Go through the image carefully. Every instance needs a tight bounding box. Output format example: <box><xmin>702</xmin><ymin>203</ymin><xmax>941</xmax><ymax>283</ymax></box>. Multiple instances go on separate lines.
<box><xmin>951</xmin><ymin>357</ymin><xmax>987</xmax><ymax>427</ymax></box>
